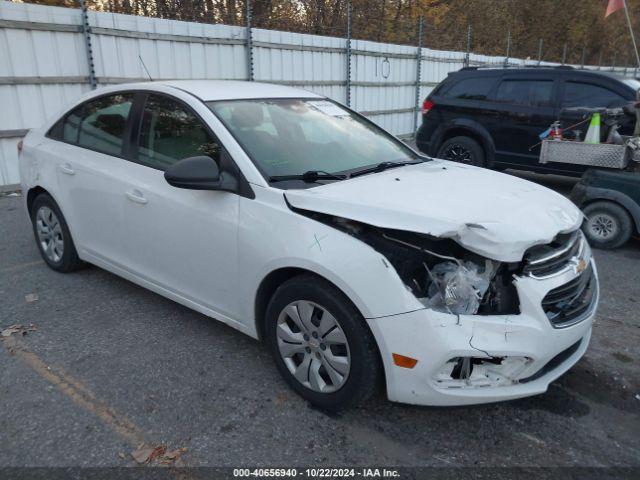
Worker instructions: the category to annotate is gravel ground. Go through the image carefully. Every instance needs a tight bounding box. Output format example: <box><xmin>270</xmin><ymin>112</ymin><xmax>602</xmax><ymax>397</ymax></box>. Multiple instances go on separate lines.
<box><xmin>0</xmin><ymin>182</ymin><xmax>639</xmax><ymax>470</ymax></box>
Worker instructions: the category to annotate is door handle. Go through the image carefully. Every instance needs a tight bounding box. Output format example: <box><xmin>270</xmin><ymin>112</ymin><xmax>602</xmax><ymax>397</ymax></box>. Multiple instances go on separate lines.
<box><xmin>58</xmin><ymin>163</ymin><xmax>75</xmax><ymax>175</ymax></box>
<box><xmin>125</xmin><ymin>190</ymin><xmax>148</xmax><ymax>205</ymax></box>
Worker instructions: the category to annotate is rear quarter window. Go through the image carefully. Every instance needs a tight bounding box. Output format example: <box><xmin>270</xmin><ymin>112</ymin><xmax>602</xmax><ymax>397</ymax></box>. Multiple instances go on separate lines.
<box><xmin>442</xmin><ymin>76</ymin><xmax>496</xmax><ymax>100</ymax></box>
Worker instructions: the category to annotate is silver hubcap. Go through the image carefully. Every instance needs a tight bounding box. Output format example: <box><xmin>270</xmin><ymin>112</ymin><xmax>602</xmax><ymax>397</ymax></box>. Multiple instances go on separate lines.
<box><xmin>276</xmin><ymin>300</ymin><xmax>351</xmax><ymax>393</ymax></box>
<box><xmin>588</xmin><ymin>213</ymin><xmax>618</xmax><ymax>240</ymax></box>
<box><xmin>36</xmin><ymin>206</ymin><xmax>64</xmax><ymax>263</ymax></box>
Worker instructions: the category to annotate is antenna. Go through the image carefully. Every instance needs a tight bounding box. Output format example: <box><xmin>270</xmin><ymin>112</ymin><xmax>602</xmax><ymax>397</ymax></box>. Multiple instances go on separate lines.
<box><xmin>139</xmin><ymin>55</ymin><xmax>152</xmax><ymax>81</ymax></box>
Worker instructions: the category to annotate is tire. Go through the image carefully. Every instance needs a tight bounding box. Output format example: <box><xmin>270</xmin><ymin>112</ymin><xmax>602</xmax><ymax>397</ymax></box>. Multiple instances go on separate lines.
<box><xmin>437</xmin><ymin>136</ymin><xmax>485</xmax><ymax>167</ymax></box>
<box><xmin>582</xmin><ymin>201</ymin><xmax>633</xmax><ymax>250</ymax></box>
<box><xmin>265</xmin><ymin>274</ymin><xmax>381</xmax><ymax>411</ymax></box>
<box><xmin>31</xmin><ymin>193</ymin><xmax>84</xmax><ymax>272</ymax></box>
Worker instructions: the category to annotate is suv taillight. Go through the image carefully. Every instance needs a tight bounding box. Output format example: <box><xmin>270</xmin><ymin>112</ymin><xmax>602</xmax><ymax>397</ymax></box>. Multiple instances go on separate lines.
<box><xmin>421</xmin><ymin>99</ymin><xmax>434</xmax><ymax>115</ymax></box>
<box><xmin>17</xmin><ymin>140</ymin><xmax>23</xmax><ymax>156</ymax></box>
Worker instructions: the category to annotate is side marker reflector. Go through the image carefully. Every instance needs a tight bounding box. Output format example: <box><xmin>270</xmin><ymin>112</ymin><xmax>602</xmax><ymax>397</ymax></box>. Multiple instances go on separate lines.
<box><xmin>392</xmin><ymin>353</ymin><xmax>418</xmax><ymax>369</ymax></box>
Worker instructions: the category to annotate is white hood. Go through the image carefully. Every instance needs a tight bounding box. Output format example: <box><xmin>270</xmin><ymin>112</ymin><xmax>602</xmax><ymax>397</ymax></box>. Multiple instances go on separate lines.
<box><xmin>284</xmin><ymin>160</ymin><xmax>582</xmax><ymax>262</ymax></box>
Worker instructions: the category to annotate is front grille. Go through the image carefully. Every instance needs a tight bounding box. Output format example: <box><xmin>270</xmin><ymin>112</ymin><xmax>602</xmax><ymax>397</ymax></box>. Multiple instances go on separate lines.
<box><xmin>522</xmin><ymin>230</ymin><xmax>582</xmax><ymax>278</ymax></box>
<box><xmin>541</xmin><ymin>264</ymin><xmax>595</xmax><ymax>328</ymax></box>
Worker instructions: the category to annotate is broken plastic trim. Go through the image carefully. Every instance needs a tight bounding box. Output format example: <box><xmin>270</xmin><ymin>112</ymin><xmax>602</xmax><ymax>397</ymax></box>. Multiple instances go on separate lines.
<box><xmin>287</xmin><ymin>202</ymin><xmax>520</xmax><ymax>316</ymax></box>
<box><xmin>435</xmin><ymin>356</ymin><xmax>532</xmax><ymax>389</ymax></box>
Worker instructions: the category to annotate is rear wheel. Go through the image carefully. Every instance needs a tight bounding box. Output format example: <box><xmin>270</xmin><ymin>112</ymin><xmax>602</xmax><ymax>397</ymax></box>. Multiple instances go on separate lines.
<box><xmin>437</xmin><ymin>136</ymin><xmax>485</xmax><ymax>167</ymax></box>
<box><xmin>582</xmin><ymin>201</ymin><xmax>633</xmax><ymax>250</ymax></box>
<box><xmin>265</xmin><ymin>274</ymin><xmax>381</xmax><ymax>411</ymax></box>
<box><xmin>31</xmin><ymin>193</ymin><xmax>83</xmax><ymax>272</ymax></box>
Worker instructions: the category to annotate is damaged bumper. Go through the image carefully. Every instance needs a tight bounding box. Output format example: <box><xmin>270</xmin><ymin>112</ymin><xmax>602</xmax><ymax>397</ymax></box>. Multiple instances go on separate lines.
<box><xmin>367</xmin><ymin>259</ymin><xmax>598</xmax><ymax>406</ymax></box>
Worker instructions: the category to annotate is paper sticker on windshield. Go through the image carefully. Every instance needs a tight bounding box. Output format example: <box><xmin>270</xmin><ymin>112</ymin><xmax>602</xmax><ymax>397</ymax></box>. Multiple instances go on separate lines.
<box><xmin>308</xmin><ymin>101</ymin><xmax>350</xmax><ymax>117</ymax></box>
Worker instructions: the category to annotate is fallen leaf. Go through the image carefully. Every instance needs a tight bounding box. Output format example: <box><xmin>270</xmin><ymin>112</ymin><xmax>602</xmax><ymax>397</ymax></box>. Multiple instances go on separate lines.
<box><xmin>1</xmin><ymin>324</ymin><xmax>37</xmax><ymax>338</ymax></box>
<box><xmin>25</xmin><ymin>293</ymin><xmax>38</xmax><ymax>303</ymax></box>
<box><xmin>131</xmin><ymin>445</ymin><xmax>155</xmax><ymax>464</ymax></box>
<box><xmin>118</xmin><ymin>452</ymin><xmax>126</xmax><ymax>459</ymax></box>
<box><xmin>159</xmin><ymin>447</ymin><xmax>187</xmax><ymax>464</ymax></box>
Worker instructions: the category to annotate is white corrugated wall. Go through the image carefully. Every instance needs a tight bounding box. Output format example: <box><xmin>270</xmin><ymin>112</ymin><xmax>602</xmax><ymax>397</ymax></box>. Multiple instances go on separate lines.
<box><xmin>0</xmin><ymin>0</ymin><xmax>633</xmax><ymax>189</ymax></box>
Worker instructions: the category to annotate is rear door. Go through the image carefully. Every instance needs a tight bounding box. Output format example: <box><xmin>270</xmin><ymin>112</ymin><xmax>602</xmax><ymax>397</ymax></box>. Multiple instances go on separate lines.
<box><xmin>488</xmin><ymin>73</ymin><xmax>559</xmax><ymax>169</ymax></box>
<box><xmin>49</xmin><ymin>92</ymin><xmax>136</xmax><ymax>266</ymax></box>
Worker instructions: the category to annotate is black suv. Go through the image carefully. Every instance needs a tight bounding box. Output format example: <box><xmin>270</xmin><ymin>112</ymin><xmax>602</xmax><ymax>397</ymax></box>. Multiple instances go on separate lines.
<box><xmin>416</xmin><ymin>66</ymin><xmax>639</xmax><ymax>176</ymax></box>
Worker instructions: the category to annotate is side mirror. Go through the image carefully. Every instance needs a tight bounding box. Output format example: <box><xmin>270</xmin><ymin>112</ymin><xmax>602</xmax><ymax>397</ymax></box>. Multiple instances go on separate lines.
<box><xmin>164</xmin><ymin>156</ymin><xmax>237</xmax><ymax>192</ymax></box>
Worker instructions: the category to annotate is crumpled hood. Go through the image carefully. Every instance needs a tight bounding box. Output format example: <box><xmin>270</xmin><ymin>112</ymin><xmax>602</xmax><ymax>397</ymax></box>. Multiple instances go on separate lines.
<box><xmin>284</xmin><ymin>160</ymin><xmax>582</xmax><ymax>262</ymax></box>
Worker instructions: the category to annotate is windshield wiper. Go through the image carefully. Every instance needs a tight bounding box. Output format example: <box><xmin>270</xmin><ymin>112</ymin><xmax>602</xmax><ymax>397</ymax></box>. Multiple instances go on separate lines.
<box><xmin>346</xmin><ymin>159</ymin><xmax>426</xmax><ymax>179</ymax></box>
<box><xmin>269</xmin><ymin>170</ymin><xmax>347</xmax><ymax>183</ymax></box>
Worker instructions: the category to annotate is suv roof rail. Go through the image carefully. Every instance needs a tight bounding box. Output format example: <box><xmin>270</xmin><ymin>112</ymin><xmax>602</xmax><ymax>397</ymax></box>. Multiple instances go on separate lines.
<box><xmin>458</xmin><ymin>65</ymin><xmax>575</xmax><ymax>72</ymax></box>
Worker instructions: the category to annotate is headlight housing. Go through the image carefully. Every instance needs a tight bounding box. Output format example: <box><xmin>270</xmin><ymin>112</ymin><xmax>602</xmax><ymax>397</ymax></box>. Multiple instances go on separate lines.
<box><xmin>420</xmin><ymin>259</ymin><xmax>499</xmax><ymax>315</ymax></box>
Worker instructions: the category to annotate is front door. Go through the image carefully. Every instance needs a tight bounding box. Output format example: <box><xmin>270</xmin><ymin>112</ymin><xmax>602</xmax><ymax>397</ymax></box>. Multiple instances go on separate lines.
<box><xmin>121</xmin><ymin>93</ymin><xmax>240</xmax><ymax>319</ymax></box>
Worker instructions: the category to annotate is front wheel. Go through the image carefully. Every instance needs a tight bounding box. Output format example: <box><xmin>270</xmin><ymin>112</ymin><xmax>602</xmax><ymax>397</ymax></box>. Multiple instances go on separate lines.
<box><xmin>437</xmin><ymin>136</ymin><xmax>485</xmax><ymax>167</ymax></box>
<box><xmin>265</xmin><ymin>274</ymin><xmax>381</xmax><ymax>411</ymax></box>
<box><xmin>582</xmin><ymin>201</ymin><xmax>633</xmax><ymax>250</ymax></box>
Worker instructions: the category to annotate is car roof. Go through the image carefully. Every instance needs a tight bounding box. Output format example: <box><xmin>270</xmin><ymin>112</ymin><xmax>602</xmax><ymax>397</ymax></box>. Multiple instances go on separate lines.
<box><xmin>453</xmin><ymin>66</ymin><xmax>637</xmax><ymax>81</ymax></box>
<box><xmin>149</xmin><ymin>80</ymin><xmax>323</xmax><ymax>101</ymax></box>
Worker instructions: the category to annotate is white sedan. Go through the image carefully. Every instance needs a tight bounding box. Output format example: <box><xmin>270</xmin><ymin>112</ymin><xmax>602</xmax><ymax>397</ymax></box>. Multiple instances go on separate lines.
<box><xmin>19</xmin><ymin>81</ymin><xmax>598</xmax><ymax>410</ymax></box>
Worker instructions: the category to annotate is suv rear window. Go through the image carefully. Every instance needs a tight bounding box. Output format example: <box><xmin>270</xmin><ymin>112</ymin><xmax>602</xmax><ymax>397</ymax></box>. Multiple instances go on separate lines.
<box><xmin>443</xmin><ymin>77</ymin><xmax>495</xmax><ymax>100</ymax></box>
<box><xmin>496</xmin><ymin>79</ymin><xmax>554</xmax><ymax>107</ymax></box>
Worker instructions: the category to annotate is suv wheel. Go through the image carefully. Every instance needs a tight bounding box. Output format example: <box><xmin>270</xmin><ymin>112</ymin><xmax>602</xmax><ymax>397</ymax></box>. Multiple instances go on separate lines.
<box><xmin>31</xmin><ymin>193</ymin><xmax>84</xmax><ymax>272</ymax></box>
<box><xmin>582</xmin><ymin>201</ymin><xmax>633</xmax><ymax>250</ymax></box>
<box><xmin>437</xmin><ymin>136</ymin><xmax>485</xmax><ymax>167</ymax></box>
<box><xmin>265</xmin><ymin>274</ymin><xmax>381</xmax><ymax>411</ymax></box>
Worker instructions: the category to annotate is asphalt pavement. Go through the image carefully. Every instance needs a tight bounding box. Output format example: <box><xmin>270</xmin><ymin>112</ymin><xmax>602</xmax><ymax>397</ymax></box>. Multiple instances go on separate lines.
<box><xmin>0</xmin><ymin>185</ymin><xmax>639</xmax><ymax>470</ymax></box>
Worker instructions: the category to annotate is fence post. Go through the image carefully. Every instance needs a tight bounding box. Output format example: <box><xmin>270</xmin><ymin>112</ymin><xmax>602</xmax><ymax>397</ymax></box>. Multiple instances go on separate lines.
<box><xmin>612</xmin><ymin>51</ymin><xmax>617</xmax><ymax>71</ymax></box>
<box><xmin>537</xmin><ymin>39</ymin><xmax>543</xmax><ymax>65</ymax></box>
<box><xmin>345</xmin><ymin>0</ymin><xmax>352</xmax><ymax>107</ymax></box>
<box><xmin>246</xmin><ymin>0</ymin><xmax>254</xmax><ymax>81</ymax></box>
<box><xmin>598</xmin><ymin>51</ymin><xmax>603</xmax><ymax>70</ymax></box>
<box><xmin>464</xmin><ymin>24</ymin><xmax>472</xmax><ymax>67</ymax></box>
<box><xmin>504</xmin><ymin>30</ymin><xmax>511</xmax><ymax>66</ymax></box>
<box><xmin>580</xmin><ymin>45</ymin><xmax>586</xmax><ymax>68</ymax></box>
<box><xmin>413</xmin><ymin>16</ymin><xmax>424</xmax><ymax>138</ymax></box>
<box><xmin>79</xmin><ymin>0</ymin><xmax>96</xmax><ymax>89</ymax></box>
<box><xmin>561</xmin><ymin>43</ymin><xmax>567</xmax><ymax>65</ymax></box>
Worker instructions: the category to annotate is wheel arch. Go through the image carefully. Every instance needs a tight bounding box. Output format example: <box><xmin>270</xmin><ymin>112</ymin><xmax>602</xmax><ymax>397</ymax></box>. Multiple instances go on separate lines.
<box><xmin>254</xmin><ymin>266</ymin><xmax>387</xmax><ymax>393</ymax></box>
<box><xmin>26</xmin><ymin>185</ymin><xmax>51</xmax><ymax>217</ymax></box>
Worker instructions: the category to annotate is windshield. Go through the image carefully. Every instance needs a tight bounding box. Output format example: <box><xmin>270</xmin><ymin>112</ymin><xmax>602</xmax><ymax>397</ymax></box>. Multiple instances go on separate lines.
<box><xmin>207</xmin><ymin>98</ymin><xmax>419</xmax><ymax>179</ymax></box>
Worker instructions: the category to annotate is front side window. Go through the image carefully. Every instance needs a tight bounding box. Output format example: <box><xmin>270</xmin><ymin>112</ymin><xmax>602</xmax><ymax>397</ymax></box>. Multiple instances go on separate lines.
<box><xmin>138</xmin><ymin>94</ymin><xmax>220</xmax><ymax>170</ymax></box>
<box><xmin>496</xmin><ymin>80</ymin><xmax>554</xmax><ymax>107</ymax></box>
<box><xmin>562</xmin><ymin>82</ymin><xmax>627</xmax><ymax>108</ymax></box>
<box><xmin>77</xmin><ymin>93</ymin><xmax>134</xmax><ymax>156</ymax></box>
<box><xmin>208</xmin><ymin>99</ymin><xmax>418</xmax><ymax>178</ymax></box>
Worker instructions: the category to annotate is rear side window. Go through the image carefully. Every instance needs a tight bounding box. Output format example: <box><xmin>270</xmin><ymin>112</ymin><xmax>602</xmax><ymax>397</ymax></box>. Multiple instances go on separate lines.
<box><xmin>496</xmin><ymin>79</ymin><xmax>554</xmax><ymax>107</ymax></box>
<box><xmin>77</xmin><ymin>93</ymin><xmax>134</xmax><ymax>156</ymax></box>
<box><xmin>562</xmin><ymin>82</ymin><xmax>627</xmax><ymax>108</ymax></box>
<box><xmin>63</xmin><ymin>107</ymin><xmax>82</xmax><ymax>144</ymax></box>
<box><xmin>443</xmin><ymin>77</ymin><xmax>496</xmax><ymax>100</ymax></box>
<box><xmin>138</xmin><ymin>94</ymin><xmax>220</xmax><ymax>170</ymax></box>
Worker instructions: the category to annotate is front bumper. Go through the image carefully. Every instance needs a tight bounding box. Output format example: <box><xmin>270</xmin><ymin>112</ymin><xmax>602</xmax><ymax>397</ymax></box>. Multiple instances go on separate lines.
<box><xmin>367</xmin><ymin>259</ymin><xmax>599</xmax><ymax>406</ymax></box>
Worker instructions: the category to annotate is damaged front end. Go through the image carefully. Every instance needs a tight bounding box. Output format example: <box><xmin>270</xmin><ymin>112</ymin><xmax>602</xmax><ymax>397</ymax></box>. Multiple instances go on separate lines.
<box><xmin>296</xmin><ymin>209</ymin><xmax>521</xmax><ymax>317</ymax></box>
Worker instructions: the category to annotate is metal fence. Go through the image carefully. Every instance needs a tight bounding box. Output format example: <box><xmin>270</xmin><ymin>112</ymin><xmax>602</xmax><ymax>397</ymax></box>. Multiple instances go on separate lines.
<box><xmin>0</xmin><ymin>0</ymin><xmax>636</xmax><ymax>189</ymax></box>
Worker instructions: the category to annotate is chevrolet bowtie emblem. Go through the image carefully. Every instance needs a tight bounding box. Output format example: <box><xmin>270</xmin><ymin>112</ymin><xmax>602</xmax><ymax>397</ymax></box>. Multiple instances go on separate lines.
<box><xmin>575</xmin><ymin>259</ymin><xmax>587</xmax><ymax>274</ymax></box>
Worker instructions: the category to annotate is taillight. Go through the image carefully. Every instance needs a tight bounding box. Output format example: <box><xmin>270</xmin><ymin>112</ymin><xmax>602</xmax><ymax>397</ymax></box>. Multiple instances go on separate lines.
<box><xmin>17</xmin><ymin>140</ymin><xmax>23</xmax><ymax>156</ymax></box>
<box><xmin>421</xmin><ymin>99</ymin><xmax>434</xmax><ymax>115</ymax></box>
